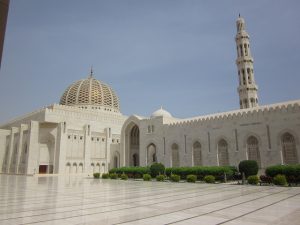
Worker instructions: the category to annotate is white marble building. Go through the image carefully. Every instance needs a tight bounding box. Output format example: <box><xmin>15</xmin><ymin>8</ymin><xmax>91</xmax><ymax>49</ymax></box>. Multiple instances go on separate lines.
<box><xmin>0</xmin><ymin>16</ymin><xmax>299</xmax><ymax>175</ymax></box>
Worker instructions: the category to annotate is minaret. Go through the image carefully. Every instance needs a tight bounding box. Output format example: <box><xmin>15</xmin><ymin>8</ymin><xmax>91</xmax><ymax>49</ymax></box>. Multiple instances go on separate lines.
<box><xmin>235</xmin><ymin>15</ymin><xmax>258</xmax><ymax>109</ymax></box>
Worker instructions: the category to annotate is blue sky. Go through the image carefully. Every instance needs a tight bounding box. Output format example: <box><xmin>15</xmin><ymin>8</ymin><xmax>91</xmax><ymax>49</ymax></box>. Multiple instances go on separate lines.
<box><xmin>0</xmin><ymin>0</ymin><xmax>299</xmax><ymax>123</ymax></box>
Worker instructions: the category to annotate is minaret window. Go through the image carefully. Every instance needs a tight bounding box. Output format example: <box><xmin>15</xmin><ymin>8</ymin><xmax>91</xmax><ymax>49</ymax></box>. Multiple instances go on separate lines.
<box><xmin>240</xmin><ymin>44</ymin><xmax>243</xmax><ymax>56</ymax></box>
<box><xmin>247</xmin><ymin>68</ymin><xmax>251</xmax><ymax>84</ymax></box>
<box><xmin>244</xmin><ymin>44</ymin><xmax>248</xmax><ymax>56</ymax></box>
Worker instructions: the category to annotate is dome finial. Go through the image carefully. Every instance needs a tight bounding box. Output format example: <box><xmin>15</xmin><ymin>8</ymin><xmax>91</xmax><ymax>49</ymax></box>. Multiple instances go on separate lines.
<box><xmin>89</xmin><ymin>66</ymin><xmax>93</xmax><ymax>78</ymax></box>
<box><xmin>239</xmin><ymin>13</ymin><xmax>241</xmax><ymax>18</ymax></box>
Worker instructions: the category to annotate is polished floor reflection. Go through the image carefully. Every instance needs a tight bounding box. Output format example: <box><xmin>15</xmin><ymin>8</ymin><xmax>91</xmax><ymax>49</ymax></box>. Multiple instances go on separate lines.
<box><xmin>0</xmin><ymin>175</ymin><xmax>299</xmax><ymax>225</ymax></box>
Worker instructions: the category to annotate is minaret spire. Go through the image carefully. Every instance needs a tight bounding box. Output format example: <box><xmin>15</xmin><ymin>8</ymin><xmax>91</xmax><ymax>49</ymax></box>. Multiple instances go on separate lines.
<box><xmin>89</xmin><ymin>66</ymin><xmax>93</xmax><ymax>78</ymax></box>
<box><xmin>235</xmin><ymin>16</ymin><xmax>259</xmax><ymax>109</ymax></box>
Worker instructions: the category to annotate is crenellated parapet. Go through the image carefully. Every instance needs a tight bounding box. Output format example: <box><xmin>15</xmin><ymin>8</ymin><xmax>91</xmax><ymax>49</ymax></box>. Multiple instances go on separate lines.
<box><xmin>167</xmin><ymin>100</ymin><xmax>300</xmax><ymax>127</ymax></box>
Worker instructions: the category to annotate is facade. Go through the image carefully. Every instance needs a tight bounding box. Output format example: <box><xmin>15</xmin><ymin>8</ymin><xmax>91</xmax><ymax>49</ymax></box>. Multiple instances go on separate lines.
<box><xmin>0</xmin><ymin>0</ymin><xmax>9</xmax><ymax>69</ymax></box>
<box><xmin>0</xmin><ymin>16</ymin><xmax>299</xmax><ymax>175</ymax></box>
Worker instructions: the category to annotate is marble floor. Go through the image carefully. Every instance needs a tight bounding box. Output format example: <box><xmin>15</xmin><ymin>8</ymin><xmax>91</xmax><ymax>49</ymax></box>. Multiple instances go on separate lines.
<box><xmin>0</xmin><ymin>175</ymin><xmax>299</xmax><ymax>225</ymax></box>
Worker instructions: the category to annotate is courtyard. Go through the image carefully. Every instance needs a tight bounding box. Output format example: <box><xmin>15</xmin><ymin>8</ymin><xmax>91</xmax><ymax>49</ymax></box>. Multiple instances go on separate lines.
<box><xmin>0</xmin><ymin>175</ymin><xmax>299</xmax><ymax>225</ymax></box>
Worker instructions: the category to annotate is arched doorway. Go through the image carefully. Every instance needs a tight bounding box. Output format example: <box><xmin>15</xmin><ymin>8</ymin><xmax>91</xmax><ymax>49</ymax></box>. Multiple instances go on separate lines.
<box><xmin>218</xmin><ymin>139</ymin><xmax>229</xmax><ymax>166</ymax></box>
<box><xmin>147</xmin><ymin>143</ymin><xmax>157</xmax><ymax>165</ymax></box>
<box><xmin>66</xmin><ymin>162</ymin><xmax>71</xmax><ymax>174</ymax></box>
<box><xmin>171</xmin><ymin>143</ymin><xmax>180</xmax><ymax>167</ymax></box>
<box><xmin>91</xmin><ymin>163</ymin><xmax>95</xmax><ymax>173</ymax></box>
<box><xmin>281</xmin><ymin>132</ymin><xmax>298</xmax><ymax>164</ymax></box>
<box><xmin>127</xmin><ymin>124</ymin><xmax>140</xmax><ymax>166</ymax></box>
<box><xmin>78</xmin><ymin>163</ymin><xmax>83</xmax><ymax>173</ymax></box>
<box><xmin>72</xmin><ymin>163</ymin><xmax>77</xmax><ymax>173</ymax></box>
<box><xmin>96</xmin><ymin>163</ymin><xmax>100</xmax><ymax>173</ymax></box>
<box><xmin>247</xmin><ymin>136</ymin><xmax>261</xmax><ymax>167</ymax></box>
<box><xmin>193</xmin><ymin>141</ymin><xmax>202</xmax><ymax>166</ymax></box>
<box><xmin>113</xmin><ymin>152</ymin><xmax>120</xmax><ymax>168</ymax></box>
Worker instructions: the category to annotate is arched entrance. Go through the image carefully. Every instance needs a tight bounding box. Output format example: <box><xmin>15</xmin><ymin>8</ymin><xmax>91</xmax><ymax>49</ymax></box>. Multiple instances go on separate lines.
<box><xmin>193</xmin><ymin>141</ymin><xmax>202</xmax><ymax>166</ymax></box>
<box><xmin>281</xmin><ymin>132</ymin><xmax>298</xmax><ymax>164</ymax></box>
<box><xmin>147</xmin><ymin>143</ymin><xmax>157</xmax><ymax>165</ymax></box>
<box><xmin>124</xmin><ymin>122</ymin><xmax>140</xmax><ymax>166</ymax></box>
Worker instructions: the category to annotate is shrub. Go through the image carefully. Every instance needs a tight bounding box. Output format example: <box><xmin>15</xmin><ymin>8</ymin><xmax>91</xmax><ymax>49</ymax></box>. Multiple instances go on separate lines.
<box><xmin>93</xmin><ymin>173</ymin><xmax>100</xmax><ymax>179</ymax></box>
<box><xmin>109</xmin><ymin>173</ymin><xmax>118</xmax><ymax>179</ymax></box>
<box><xmin>238</xmin><ymin>160</ymin><xmax>259</xmax><ymax>178</ymax></box>
<box><xmin>187</xmin><ymin>174</ymin><xmax>197</xmax><ymax>183</ymax></box>
<box><xmin>150</xmin><ymin>163</ymin><xmax>165</xmax><ymax>177</ymax></box>
<box><xmin>204</xmin><ymin>175</ymin><xmax>215</xmax><ymax>183</ymax></box>
<box><xmin>143</xmin><ymin>174</ymin><xmax>152</xmax><ymax>181</ymax></box>
<box><xmin>273</xmin><ymin>174</ymin><xmax>287</xmax><ymax>186</ymax></box>
<box><xmin>101</xmin><ymin>173</ymin><xmax>109</xmax><ymax>179</ymax></box>
<box><xmin>120</xmin><ymin>173</ymin><xmax>128</xmax><ymax>180</ymax></box>
<box><xmin>156</xmin><ymin>174</ymin><xmax>165</xmax><ymax>181</ymax></box>
<box><xmin>165</xmin><ymin>166</ymin><xmax>236</xmax><ymax>181</ymax></box>
<box><xmin>170</xmin><ymin>174</ymin><xmax>180</xmax><ymax>182</ymax></box>
<box><xmin>259</xmin><ymin>175</ymin><xmax>272</xmax><ymax>184</ymax></box>
<box><xmin>247</xmin><ymin>175</ymin><xmax>259</xmax><ymax>185</ymax></box>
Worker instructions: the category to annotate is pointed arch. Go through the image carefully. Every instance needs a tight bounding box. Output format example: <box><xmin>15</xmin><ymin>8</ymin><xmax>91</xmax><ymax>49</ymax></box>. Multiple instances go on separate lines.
<box><xmin>147</xmin><ymin>143</ymin><xmax>157</xmax><ymax>165</ymax></box>
<box><xmin>281</xmin><ymin>132</ymin><xmax>298</xmax><ymax>164</ymax></box>
<box><xmin>192</xmin><ymin>141</ymin><xmax>202</xmax><ymax>166</ymax></box>
<box><xmin>171</xmin><ymin>143</ymin><xmax>180</xmax><ymax>167</ymax></box>
<box><xmin>218</xmin><ymin>139</ymin><xmax>229</xmax><ymax>166</ymax></box>
<box><xmin>247</xmin><ymin>136</ymin><xmax>261</xmax><ymax>167</ymax></box>
<box><xmin>113</xmin><ymin>151</ymin><xmax>120</xmax><ymax>168</ymax></box>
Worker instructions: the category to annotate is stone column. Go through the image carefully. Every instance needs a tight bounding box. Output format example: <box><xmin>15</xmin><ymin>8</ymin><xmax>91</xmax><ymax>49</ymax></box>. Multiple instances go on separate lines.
<box><xmin>84</xmin><ymin>124</ymin><xmax>91</xmax><ymax>175</ymax></box>
<box><xmin>56</xmin><ymin>122</ymin><xmax>67</xmax><ymax>174</ymax></box>
<box><xmin>26</xmin><ymin>121</ymin><xmax>39</xmax><ymax>175</ymax></box>
<box><xmin>105</xmin><ymin>127</ymin><xmax>111</xmax><ymax>173</ymax></box>
<box><xmin>7</xmin><ymin>127</ymin><xmax>17</xmax><ymax>173</ymax></box>
<box><xmin>16</xmin><ymin>124</ymin><xmax>25</xmax><ymax>174</ymax></box>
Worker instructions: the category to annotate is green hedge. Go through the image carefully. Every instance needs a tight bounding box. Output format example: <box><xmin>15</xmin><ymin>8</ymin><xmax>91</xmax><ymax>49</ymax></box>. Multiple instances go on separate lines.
<box><xmin>165</xmin><ymin>166</ymin><xmax>237</xmax><ymax>181</ymax></box>
<box><xmin>265</xmin><ymin>164</ymin><xmax>300</xmax><ymax>184</ymax></box>
<box><xmin>109</xmin><ymin>167</ymin><xmax>150</xmax><ymax>178</ymax></box>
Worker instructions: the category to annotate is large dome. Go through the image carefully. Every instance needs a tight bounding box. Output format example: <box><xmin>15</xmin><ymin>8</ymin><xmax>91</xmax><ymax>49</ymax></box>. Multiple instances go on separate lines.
<box><xmin>60</xmin><ymin>73</ymin><xmax>120</xmax><ymax>113</ymax></box>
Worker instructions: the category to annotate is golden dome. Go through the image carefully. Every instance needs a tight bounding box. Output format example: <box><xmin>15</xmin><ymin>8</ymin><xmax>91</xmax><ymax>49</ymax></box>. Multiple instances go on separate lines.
<box><xmin>60</xmin><ymin>74</ymin><xmax>120</xmax><ymax>112</ymax></box>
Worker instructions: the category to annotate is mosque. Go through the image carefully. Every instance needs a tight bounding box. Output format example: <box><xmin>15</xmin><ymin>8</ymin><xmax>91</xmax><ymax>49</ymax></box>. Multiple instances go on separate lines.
<box><xmin>0</xmin><ymin>16</ymin><xmax>299</xmax><ymax>175</ymax></box>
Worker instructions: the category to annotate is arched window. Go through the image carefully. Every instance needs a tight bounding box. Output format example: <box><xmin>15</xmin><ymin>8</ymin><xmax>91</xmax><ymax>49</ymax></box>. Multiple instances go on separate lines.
<box><xmin>193</xmin><ymin>141</ymin><xmax>202</xmax><ymax>166</ymax></box>
<box><xmin>171</xmin><ymin>143</ymin><xmax>180</xmax><ymax>167</ymax></box>
<box><xmin>282</xmin><ymin>133</ymin><xmax>298</xmax><ymax>164</ymax></box>
<box><xmin>218</xmin><ymin>139</ymin><xmax>229</xmax><ymax>166</ymax></box>
<box><xmin>247</xmin><ymin>136</ymin><xmax>261</xmax><ymax>167</ymax></box>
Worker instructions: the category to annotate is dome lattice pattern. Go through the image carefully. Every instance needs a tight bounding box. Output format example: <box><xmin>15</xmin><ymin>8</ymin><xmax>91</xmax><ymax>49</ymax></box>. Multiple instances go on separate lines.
<box><xmin>60</xmin><ymin>76</ymin><xmax>120</xmax><ymax>112</ymax></box>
